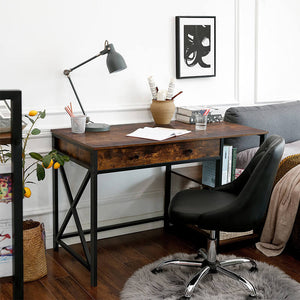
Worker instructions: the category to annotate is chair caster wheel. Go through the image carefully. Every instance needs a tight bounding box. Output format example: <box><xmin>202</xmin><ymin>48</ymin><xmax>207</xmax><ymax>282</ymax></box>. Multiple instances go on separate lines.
<box><xmin>179</xmin><ymin>296</ymin><xmax>190</xmax><ymax>300</ymax></box>
<box><xmin>151</xmin><ymin>268</ymin><xmax>162</xmax><ymax>274</ymax></box>
<box><xmin>249</xmin><ymin>266</ymin><xmax>258</xmax><ymax>272</ymax></box>
<box><xmin>246</xmin><ymin>295</ymin><xmax>257</xmax><ymax>299</ymax></box>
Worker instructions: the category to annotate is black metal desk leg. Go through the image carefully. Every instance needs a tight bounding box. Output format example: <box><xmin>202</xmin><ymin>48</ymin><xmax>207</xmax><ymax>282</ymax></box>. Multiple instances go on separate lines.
<box><xmin>260</xmin><ymin>134</ymin><xmax>266</xmax><ymax>145</ymax></box>
<box><xmin>90</xmin><ymin>153</ymin><xmax>98</xmax><ymax>286</ymax></box>
<box><xmin>52</xmin><ymin>166</ymin><xmax>58</xmax><ymax>251</ymax></box>
<box><xmin>11</xmin><ymin>92</ymin><xmax>24</xmax><ymax>300</ymax></box>
<box><xmin>164</xmin><ymin>164</ymin><xmax>171</xmax><ymax>227</ymax></box>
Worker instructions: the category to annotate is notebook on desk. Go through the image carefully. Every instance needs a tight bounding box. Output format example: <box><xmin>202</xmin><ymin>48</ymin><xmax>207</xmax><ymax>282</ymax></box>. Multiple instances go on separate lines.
<box><xmin>127</xmin><ymin>127</ymin><xmax>191</xmax><ymax>141</ymax></box>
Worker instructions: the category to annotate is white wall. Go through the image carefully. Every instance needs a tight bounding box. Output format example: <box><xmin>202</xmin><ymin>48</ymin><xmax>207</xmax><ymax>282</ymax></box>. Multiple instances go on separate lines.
<box><xmin>1</xmin><ymin>0</ymin><xmax>299</xmax><ymax>249</ymax></box>
<box><xmin>255</xmin><ymin>0</ymin><xmax>300</xmax><ymax>102</ymax></box>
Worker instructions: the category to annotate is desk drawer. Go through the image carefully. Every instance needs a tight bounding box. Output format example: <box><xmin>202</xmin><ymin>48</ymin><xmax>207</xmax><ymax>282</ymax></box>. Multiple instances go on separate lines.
<box><xmin>97</xmin><ymin>139</ymin><xmax>220</xmax><ymax>170</ymax></box>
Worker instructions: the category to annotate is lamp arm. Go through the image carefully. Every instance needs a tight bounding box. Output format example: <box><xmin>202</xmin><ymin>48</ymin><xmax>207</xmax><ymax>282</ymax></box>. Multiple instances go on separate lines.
<box><xmin>63</xmin><ymin>50</ymin><xmax>107</xmax><ymax>118</ymax></box>
<box><xmin>65</xmin><ymin>75</ymin><xmax>86</xmax><ymax>116</ymax></box>
<box><xmin>63</xmin><ymin>41</ymin><xmax>111</xmax><ymax>122</ymax></box>
<box><xmin>64</xmin><ymin>53</ymin><xmax>101</xmax><ymax>76</ymax></box>
<box><xmin>63</xmin><ymin>43</ymin><xmax>110</xmax><ymax>75</ymax></box>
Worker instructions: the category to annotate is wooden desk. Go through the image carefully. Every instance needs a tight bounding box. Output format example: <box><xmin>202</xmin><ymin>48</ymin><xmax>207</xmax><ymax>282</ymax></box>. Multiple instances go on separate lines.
<box><xmin>51</xmin><ymin>121</ymin><xmax>267</xmax><ymax>286</ymax></box>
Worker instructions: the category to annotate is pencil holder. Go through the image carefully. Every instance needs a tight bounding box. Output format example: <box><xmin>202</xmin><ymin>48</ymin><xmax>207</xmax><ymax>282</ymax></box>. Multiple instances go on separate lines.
<box><xmin>150</xmin><ymin>99</ymin><xmax>176</xmax><ymax>125</ymax></box>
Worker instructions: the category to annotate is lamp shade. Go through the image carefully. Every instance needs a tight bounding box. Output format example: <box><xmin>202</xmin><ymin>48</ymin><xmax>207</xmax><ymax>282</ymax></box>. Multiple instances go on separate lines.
<box><xmin>106</xmin><ymin>43</ymin><xmax>127</xmax><ymax>73</ymax></box>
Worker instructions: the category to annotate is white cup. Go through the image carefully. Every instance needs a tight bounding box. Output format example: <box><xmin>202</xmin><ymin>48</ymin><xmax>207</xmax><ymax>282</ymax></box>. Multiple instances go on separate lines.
<box><xmin>71</xmin><ymin>115</ymin><xmax>86</xmax><ymax>133</ymax></box>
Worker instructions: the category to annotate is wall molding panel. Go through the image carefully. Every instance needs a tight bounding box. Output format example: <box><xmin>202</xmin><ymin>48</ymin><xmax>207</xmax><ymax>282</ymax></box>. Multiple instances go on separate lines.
<box><xmin>254</xmin><ymin>0</ymin><xmax>300</xmax><ymax>104</ymax></box>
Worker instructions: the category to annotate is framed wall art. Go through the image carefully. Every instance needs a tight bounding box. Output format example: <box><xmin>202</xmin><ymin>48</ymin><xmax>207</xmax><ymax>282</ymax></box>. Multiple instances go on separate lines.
<box><xmin>176</xmin><ymin>16</ymin><xmax>216</xmax><ymax>79</ymax></box>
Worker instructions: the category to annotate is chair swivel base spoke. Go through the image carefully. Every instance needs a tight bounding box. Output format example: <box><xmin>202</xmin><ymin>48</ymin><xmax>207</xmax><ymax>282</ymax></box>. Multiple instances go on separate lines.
<box><xmin>217</xmin><ymin>265</ymin><xmax>257</xmax><ymax>298</ymax></box>
<box><xmin>151</xmin><ymin>259</ymin><xmax>204</xmax><ymax>274</ymax></box>
<box><xmin>184</xmin><ymin>265</ymin><xmax>210</xmax><ymax>298</ymax></box>
<box><xmin>152</xmin><ymin>232</ymin><xmax>258</xmax><ymax>299</ymax></box>
<box><xmin>153</xmin><ymin>257</ymin><xmax>258</xmax><ymax>299</ymax></box>
<box><xmin>220</xmin><ymin>258</ymin><xmax>258</xmax><ymax>272</ymax></box>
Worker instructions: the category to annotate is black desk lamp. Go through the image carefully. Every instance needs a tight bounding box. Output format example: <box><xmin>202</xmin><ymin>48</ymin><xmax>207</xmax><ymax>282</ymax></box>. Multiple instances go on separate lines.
<box><xmin>63</xmin><ymin>40</ymin><xmax>127</xmax><ymax>132</ymax></box>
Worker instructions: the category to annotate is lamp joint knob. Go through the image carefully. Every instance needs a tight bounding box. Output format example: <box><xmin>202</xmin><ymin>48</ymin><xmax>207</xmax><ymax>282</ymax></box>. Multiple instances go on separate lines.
<box><xmin>63</xmin><ymin>69</ymin><xmax>71</xmax><ymax>76</ymax></box>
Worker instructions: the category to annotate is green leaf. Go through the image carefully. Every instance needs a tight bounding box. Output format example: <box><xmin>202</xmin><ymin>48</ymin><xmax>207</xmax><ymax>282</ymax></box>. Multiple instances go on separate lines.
<box><xmin>31</xmin><ymin>128</ymin><xmax>41</xmax><ymax>135</ymax></box>
<box><xmin>25</xmin><ymin>115</ymin><xmax>35</xmax><ymax>124</ymax></box>
<box><xmin>40</xmin><ymin>110</ymin><xmax>46</xmax><ymax>119</ymax></box>
<box><xmin>63</xmin><ymin>155</ymin><xmax>70</xmax><ymax>162</ymax></box>
<box><xmin>42</xmin><ymin>155</ymin><xmax>52</xmax><ymax>168</ymax></box>
<box><xmin>55</xmin><ymin>154</ymin><xmax>65</xmax><ymax>166</ymax></box>
<box><xmin>29</xmin><ymin>152</ymin><xmax>43</xmax><ymax>160</ymax></box>
<box><xmin>36</xmin><ymin>164</ymin><xmax>45</xmax><ymax>181</ymax></box>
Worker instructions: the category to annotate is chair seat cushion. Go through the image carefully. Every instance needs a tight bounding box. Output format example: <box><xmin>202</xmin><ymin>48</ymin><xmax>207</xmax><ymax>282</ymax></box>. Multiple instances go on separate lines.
<box><xmin>169</xmin><ymin>189</ymin><xmax>238</xmax><ymax>230</ymax></box>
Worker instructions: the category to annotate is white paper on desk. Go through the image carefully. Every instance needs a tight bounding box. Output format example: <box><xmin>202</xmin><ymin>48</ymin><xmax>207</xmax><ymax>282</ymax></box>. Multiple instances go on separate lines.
<box><xmin>127</xmin><ymin>127</ymin><xmax>191</xmax><ymax>141</ymax></box>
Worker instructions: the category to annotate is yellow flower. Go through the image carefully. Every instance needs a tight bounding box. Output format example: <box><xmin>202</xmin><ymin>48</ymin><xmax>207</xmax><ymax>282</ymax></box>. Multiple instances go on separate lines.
<box><xmin>29</xmin><ymin>110</ymin><xmax>38</xmax><ymax>116</ymax></box>
<box><xmin>42</xmin><ymin>159</ymin><xmax>53</xmax><ymax>169</ymax></box>
<box><xmin>54</xmin><ymin>162</ymin><xmax>60</xmax><ymax>169</ymax></box>
<box><xmin>24</xmin><ymin>187</ymin><xmax>31</xmax><ymax>198</ymax></box>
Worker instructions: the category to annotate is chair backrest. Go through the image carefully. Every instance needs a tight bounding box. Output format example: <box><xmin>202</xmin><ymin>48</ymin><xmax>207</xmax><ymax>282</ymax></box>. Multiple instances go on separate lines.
<box><xmin>223</xmin><ymin>135</ymin><xmax>285</xmax><ymax>231</ymax></box>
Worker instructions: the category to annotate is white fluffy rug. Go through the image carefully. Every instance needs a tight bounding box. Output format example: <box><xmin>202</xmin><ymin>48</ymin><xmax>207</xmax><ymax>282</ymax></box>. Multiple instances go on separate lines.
<box><xmin>121</xmin><ymin>253</ymin><xmax>300</xmax><ymax>300</ymax></box>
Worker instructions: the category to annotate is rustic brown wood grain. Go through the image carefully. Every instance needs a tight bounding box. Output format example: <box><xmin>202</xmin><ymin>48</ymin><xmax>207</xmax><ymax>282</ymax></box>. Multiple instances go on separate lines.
<box><xmin>52</xmin><ymin>121</ymin><xmax>267</xmax><ymax>171</ymax></box>
<box><xmin>0</xmin><ymin>132</ymin><xmax>11</xmax><ymax>145</ymax></box>
<box><xmin>97</xmin><ymin>140</ymin><xmax>219</xmax><ymax>170</ymax></box>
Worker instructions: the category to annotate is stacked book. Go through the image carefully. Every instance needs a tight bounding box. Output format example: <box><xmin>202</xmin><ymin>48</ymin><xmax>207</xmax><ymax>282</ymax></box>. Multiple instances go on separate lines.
<box><xmin>175</xmin><ymin>106</ymin><xmax>223</xmax><ymax>124</ymax></box>
<box><xmin>202</xmin><ymin>145</ymin><xmax>237</xmax><ymax>188</ymax></box>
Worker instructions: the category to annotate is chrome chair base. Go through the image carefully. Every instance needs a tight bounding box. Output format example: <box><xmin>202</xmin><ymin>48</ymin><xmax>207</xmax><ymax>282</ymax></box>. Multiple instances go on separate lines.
<box><xmin>151</xmin><ymin>231</ymin><xmax>258</xmax><ymax>299</ymax></box>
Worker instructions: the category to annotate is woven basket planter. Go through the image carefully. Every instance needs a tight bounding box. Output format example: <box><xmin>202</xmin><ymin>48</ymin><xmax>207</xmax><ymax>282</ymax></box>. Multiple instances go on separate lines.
<box><xmin>23</xmin><ymin>220</ymin><xmax>47</xmax><ymax>282</ymax></box>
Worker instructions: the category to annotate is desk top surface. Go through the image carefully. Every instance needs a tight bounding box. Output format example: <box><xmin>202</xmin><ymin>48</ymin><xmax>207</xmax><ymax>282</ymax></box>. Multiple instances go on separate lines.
<box><xmin>0</xmin><ymin>132</ymin><xmax>11</xmax><ymax>145</ymax></box>
<box><xmin>51</xmin><ymin>121</ymin><xmax>268</xmax><ymax>151</ymax></box>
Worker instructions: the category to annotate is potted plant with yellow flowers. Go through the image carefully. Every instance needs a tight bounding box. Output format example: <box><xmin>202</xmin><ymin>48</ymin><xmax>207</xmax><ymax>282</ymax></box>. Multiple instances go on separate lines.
<box><xmin>22</xmin><ymin>110</ymin><xmax>69</xmax><ymax>198</ymax></box>
<box><xmin>1</xmin><ymin>109</ymin><xmax>69</xmax><ymax>282</ymax></box>
<box><xmin>23</xmin><ymin>109</ymin><xmax>69</xmax><ymax>281</ymax></box>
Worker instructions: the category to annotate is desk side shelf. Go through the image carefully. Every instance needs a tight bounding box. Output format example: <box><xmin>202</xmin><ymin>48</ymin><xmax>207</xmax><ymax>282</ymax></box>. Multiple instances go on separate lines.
<box><xmin>171</xmin><ymin>165</ymin><xmax>203</xmax><ymax>184</ymax></box>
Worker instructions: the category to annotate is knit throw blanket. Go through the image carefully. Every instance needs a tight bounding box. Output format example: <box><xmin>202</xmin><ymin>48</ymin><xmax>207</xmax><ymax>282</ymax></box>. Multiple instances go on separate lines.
<box><xmin>256</xmin><ymin>154</ymin><xmax>300</xmax><ymax>256</ymax></box>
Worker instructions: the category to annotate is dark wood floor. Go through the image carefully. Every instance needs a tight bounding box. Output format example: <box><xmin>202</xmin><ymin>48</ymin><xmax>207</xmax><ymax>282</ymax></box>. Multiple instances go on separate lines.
<box><xmin>1</xmin><ymin>227</ymin><xmax>299</xmax><ymax>300</ymax></box>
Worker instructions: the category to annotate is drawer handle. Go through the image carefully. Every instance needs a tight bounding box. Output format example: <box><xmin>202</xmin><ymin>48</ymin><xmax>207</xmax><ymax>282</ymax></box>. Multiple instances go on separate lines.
<box><xmin>184</xmin><ymin>149</ymin><xmax>193</xmax><ymax>155</ymax></box>
<box><xmin>129</xmin><ymin>154</ymin><xmax>140</xmax><ymax>160</ymax></box>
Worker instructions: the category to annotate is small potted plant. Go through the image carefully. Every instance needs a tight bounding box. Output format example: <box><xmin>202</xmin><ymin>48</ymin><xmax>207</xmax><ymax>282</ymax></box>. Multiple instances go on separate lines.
<box><xmin>1</xmin><ymin>109</ymin><xmax>69</xmax><ymax>281</ymax></box>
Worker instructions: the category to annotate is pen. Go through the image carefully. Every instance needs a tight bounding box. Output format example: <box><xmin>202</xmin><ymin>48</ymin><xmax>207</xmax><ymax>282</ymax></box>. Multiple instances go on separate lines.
<box><xmin>171</xmin><ymin>91</ymin><xmax>183</xmax><ymax>100</ymax></box>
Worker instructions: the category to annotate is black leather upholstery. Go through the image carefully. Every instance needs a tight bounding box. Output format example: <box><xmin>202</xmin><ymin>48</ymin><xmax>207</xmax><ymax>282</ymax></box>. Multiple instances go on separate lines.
<box><xmin>169</xmin><ymin>135</ymin><xmax>285</xmax><ymax>232</ymax></box>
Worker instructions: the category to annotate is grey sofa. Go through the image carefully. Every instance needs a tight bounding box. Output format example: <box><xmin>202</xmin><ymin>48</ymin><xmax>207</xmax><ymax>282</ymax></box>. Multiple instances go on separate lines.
<box><xmin>224</xmin><ymin>101</ymin><xmax>300</xmax><ymax>257</ymax></box>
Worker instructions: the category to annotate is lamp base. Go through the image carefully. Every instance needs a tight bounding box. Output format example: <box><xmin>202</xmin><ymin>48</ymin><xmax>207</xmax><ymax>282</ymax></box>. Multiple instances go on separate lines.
<box><xmin>85</xmin><ymin>122</ymin><xmax>110</xmax><ymax>132</ymax></box>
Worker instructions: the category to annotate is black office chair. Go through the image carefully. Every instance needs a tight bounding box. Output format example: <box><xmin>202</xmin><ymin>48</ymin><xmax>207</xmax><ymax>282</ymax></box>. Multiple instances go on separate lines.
<box><xmin>152</xmin><ymin>135</ymin><xmax>285</xmax><ymax>299</ymax></box>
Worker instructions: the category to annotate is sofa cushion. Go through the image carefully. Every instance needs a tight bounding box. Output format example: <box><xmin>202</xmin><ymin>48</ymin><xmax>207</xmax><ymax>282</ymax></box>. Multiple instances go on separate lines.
<box><xmin>236</xmin><ymin>140</ymin><xmax>300</xmax><ymax>169</ymax></box>
<box><xmin>224</xmin><ymin>101</ymin><xmax>300</xmax><ymax>152</ymax></box>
